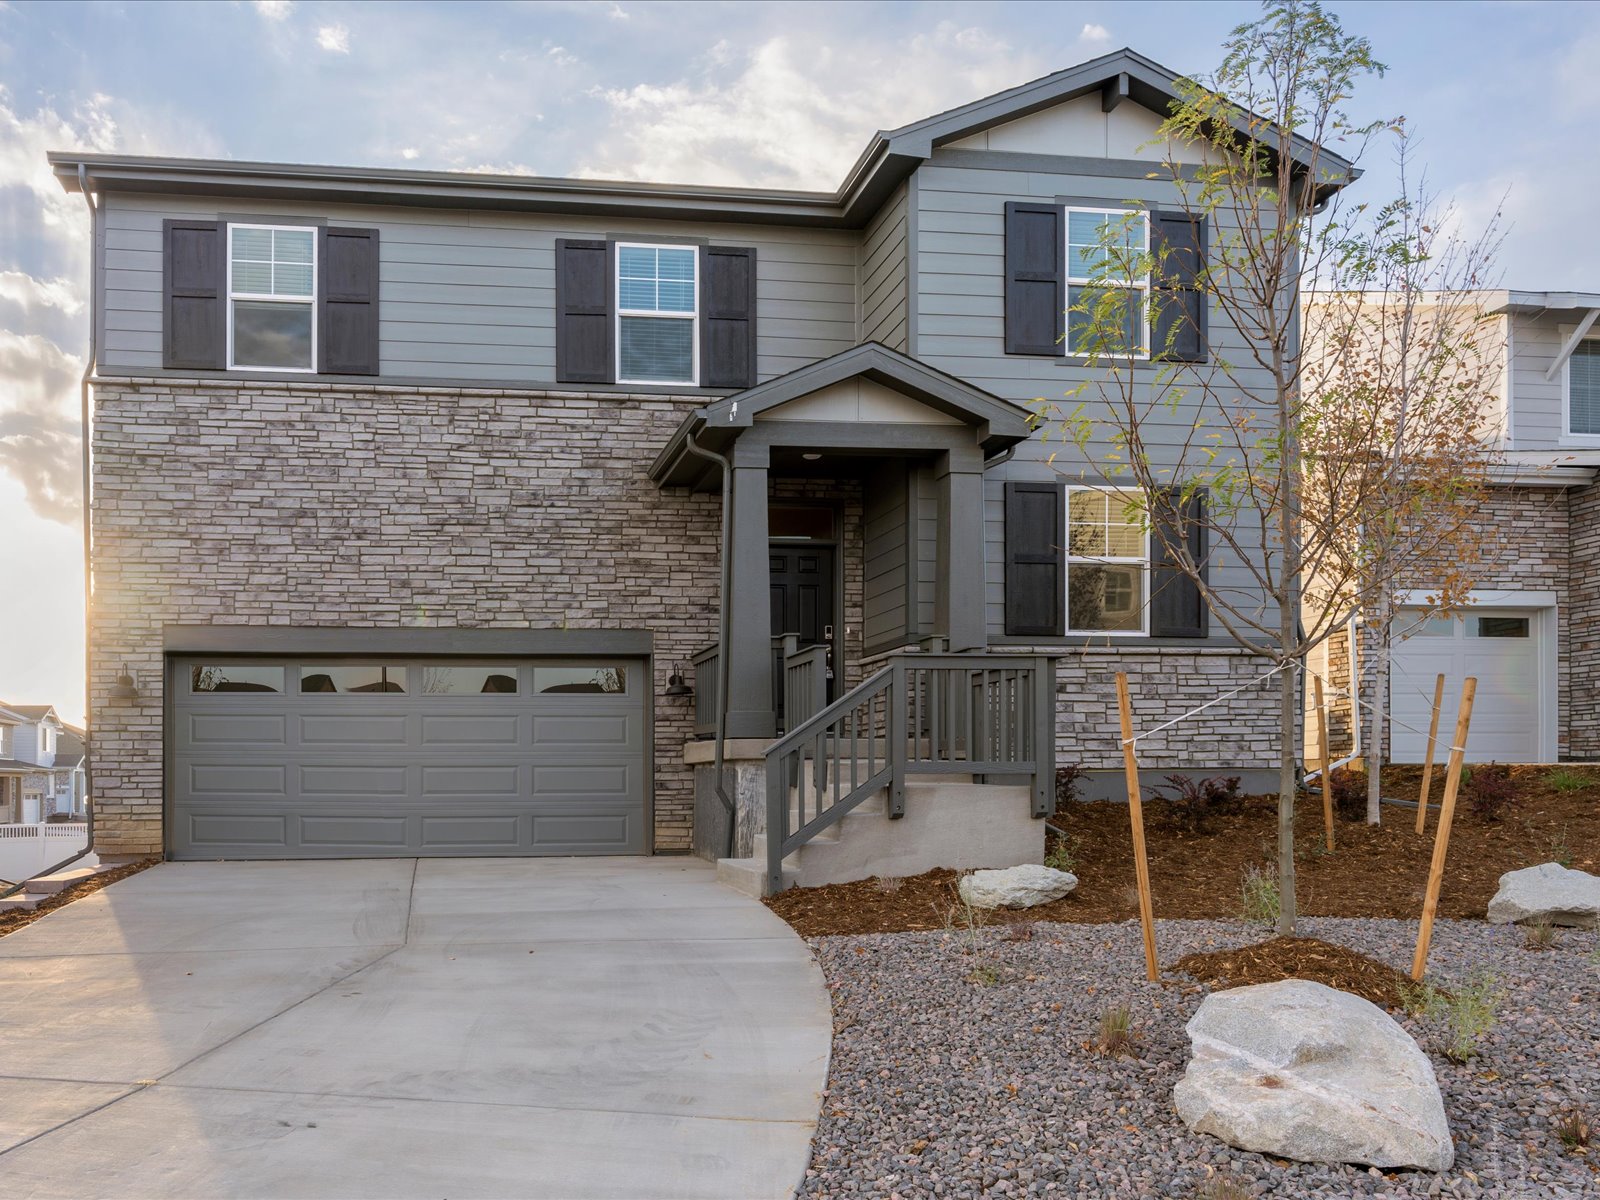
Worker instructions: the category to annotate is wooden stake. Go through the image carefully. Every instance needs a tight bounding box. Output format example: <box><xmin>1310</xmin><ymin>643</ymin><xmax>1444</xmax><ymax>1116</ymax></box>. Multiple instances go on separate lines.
<box><xmin>1115</xmin><ymin>671</ymin><xmax>1159</xmax><ymax>983</ymax></box>
<box><xmin>1411</xmin><ymin>677</ymin><xmax>1478</xmax><ymax>981</ymax></box>
<box><xmin>1415</xmin><ymin>673</ymin><xmax>1446</xmax><ymax>835</ymax></box>
<box><xmin>1314</xmin><ymin>675</ymin><xmax>1334</xmax><ymax>852</ymax></box>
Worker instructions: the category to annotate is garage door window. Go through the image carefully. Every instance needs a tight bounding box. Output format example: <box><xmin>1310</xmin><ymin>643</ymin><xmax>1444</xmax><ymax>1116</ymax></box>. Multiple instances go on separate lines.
<box><xmin>1475</xmin><ymin>616</ymin><xmax>1530</xmax><ymax>638</ymax></box>
<box><xmin>301</xmin><ymin>665</ymin><xmax>406</xmax><ymax>694</ymax></box>
<box><xmin>191</xmin><ymin>664</ymin><xmax>284</xmax><ymax>693</ymax></box>
<box><xmin>533</xmin><ymin>665</ymin><xmax>628</xmax><ymax>694</ymax></box>
<box><xmin>415</xmin><ymin>666</ymin><xmax>520</xmax><ymax>695</ymax></box>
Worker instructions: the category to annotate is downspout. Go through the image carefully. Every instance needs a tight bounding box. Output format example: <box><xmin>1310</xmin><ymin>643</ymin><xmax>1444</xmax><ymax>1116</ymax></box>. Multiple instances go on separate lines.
<box><xmin>4</xmin><ymin>165</ymin><xmax>99</xmax><ymax>895</ymax></box>
<box><xmin>682</xmin><ymin>424</ymin><xmax>739</xmax><ymax>859</ymax></box>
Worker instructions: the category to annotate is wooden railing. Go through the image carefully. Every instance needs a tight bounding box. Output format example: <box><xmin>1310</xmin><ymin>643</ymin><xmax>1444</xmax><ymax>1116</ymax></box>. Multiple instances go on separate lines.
<box><xmin>763</xmin><ymin>652</ymin><xmax>1056</xmax><ymax>894</ymax></box>
<box><xmin>691</xmin><ymin>634</ymin><xmax>832</xmax><ymax>738</ymax></box>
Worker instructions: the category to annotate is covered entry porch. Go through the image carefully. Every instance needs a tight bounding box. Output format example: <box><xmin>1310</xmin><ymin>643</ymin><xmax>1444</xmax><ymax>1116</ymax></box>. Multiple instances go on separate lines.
<box><xmin>651</xmin><ymin>343</ymin><xmax>1036</xmax><ymax>742</ymax></box>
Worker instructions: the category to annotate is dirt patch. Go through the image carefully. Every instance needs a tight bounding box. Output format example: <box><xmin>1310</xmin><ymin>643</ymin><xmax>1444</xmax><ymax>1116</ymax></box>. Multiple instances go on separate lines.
<box><xmin>0</xmin><ymin>858</ymin><xmax>161</xmax><ymax>939</ymax></box>
<box><xmin>1169</xmin><ymin>936</ymin><xmax>1420</xmax><ymax>1009</ymax></box>
<box><xmin>765</xmin><ymin>765</ymin><xmax>1599</xmax><ymax>937</ymax></box>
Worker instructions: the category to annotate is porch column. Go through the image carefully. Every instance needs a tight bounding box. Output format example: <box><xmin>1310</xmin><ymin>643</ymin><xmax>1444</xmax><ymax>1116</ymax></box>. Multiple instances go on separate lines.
<box><xmin>936</xmin><ymin>445</ymin><xmax>987</xmax><ymax>651</ymax></box>
<box><xmin>724</xmin><ymin>449</ymin><xmax>775</xmax><ymax>739</ymax></box>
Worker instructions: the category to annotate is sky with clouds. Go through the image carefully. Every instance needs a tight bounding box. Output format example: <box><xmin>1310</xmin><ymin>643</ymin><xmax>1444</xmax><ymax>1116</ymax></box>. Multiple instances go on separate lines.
<box><xmin>1</xmin><ymin>0</ymin><xmax>1595</xmax><ymax>725</ymax></box>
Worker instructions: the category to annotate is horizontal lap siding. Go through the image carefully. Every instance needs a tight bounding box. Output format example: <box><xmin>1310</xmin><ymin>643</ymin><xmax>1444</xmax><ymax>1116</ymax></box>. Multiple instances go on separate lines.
<box><xmin>860</xmin><ymin>182</ymin><xmax>908</xmax><ymax>351</ymax></box>
<box><xmin>100</xmin><ymin>194</ymin><xmax>857</xmax><ymax>384</ymax></box>
<box><xmin>1509</xmin><ymin>312</ymin><xmax>1567</xmax><ymax>448</ymax></box>
<box><xmin>909</xmin><ymin>154</ymin><xmax>1275</xmax><ymax>642</ymax></box>
<box><xmin>862</xmin><ymin>463</ymin><xmax>909</xmax><ymax>653</ymax></box>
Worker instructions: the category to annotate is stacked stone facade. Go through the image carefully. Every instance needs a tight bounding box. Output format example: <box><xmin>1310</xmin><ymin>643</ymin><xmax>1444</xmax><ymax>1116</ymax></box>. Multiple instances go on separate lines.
<box><xmin>90</xmin><ymin>378</ymin><xmax>724</xmax><ymax>856</ymax></box>
<box><xmin>1565</xmin><ymin>480</ymin><xmax>1600</xmax><ymax>758</ymax></box>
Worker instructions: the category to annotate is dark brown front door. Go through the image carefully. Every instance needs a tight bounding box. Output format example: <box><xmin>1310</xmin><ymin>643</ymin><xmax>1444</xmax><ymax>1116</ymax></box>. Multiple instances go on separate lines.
<box><xmin>770</xmin><ymin>545</ymin><xmax>835</xmax><ymax>650</ymax></box>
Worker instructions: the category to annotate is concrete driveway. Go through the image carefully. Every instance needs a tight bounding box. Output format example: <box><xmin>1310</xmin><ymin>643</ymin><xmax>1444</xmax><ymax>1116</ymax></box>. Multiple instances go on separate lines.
<box><xmin>0</xmin><ymin>857</ymin><xmax>831</xmax><ymax>1199</ymax></box>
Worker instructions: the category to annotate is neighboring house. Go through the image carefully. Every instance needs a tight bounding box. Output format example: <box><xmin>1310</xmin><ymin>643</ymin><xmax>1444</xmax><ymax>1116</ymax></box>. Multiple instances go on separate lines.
<box><xmin>0</xmin><ymin>704</ymin><xmax>81</xmax><ymax>822</ymax></box>
<box><xmin>53</xmin><ymin>725</ymin><xmax>89</xmax><ymax>818</ymax></box>
<box><xmin>0</xmin><ymin>705</ymin><xmax>28</xmax><ymax>824</ymax></box>
<box><xmin>1305</xmin><ymin>290</ymin><xmax>1600</xmax><ymax>766</ymax></box>
<box><xmin>50</xmin><ymin>48</ymin><xmax>1355</xmax><ymax>870</ymax></box>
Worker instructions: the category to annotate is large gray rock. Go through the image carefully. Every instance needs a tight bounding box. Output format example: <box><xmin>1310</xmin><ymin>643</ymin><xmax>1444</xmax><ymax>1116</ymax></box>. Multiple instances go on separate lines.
<box><xmin>957</xmin><ymin>864</ymin><xmax>1076</xmax><ymax>910</ymax></box>
<box><xmin>1174</xmin><ymin>979</ymin><xmax>1453</xmax><ymax>1172</ymax></box>
<box><xmin>1486</xmin><ymin>862</ymin><xmax>1600</xmax><ymax>928</ymax></box>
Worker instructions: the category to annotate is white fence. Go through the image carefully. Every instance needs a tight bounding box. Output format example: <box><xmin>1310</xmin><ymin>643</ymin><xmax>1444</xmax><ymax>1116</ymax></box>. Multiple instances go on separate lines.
<box><xmin>0</xmin><ymin>823</ymin><xmax>89</xmax><ymax>884</ymax></box>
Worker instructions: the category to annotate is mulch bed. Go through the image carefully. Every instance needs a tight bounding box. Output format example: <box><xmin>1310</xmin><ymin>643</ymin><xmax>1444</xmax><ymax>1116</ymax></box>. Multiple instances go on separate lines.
<box><xmin>1168</xmin><ymin>936</ymin><xmax>1421</xmax><ymax>1009</ymax></box>
<box><xmin>765</xmin><ymin>765</ymin><xmax>1599</xmax><ymax>937</ymax></box>
<box><xmin>0</xmin><ymin>857</ymin><xmax>160</xmax><ymax>939</ymax></box>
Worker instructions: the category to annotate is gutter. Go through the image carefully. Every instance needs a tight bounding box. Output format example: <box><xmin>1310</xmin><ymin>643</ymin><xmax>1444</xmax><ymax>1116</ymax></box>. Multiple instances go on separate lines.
<box><xmin>4</xmin><ymin>163</ymin><xmax>103</xmax><ymax>896</ymax></box>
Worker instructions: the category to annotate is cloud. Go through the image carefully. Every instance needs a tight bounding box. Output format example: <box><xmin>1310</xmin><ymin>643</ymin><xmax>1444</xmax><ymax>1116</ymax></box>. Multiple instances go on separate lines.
<box><xmin>578</xmin><ymin>22</ymin><xmax>1045</xmax><ymax>189</ymax></box>
<box><xmin>0</xmin><ymin>271</ymin><xmax>84</xmax><ymax>316</ymax></box>
<box><xmin>0</xmin><ymin>331</ymin><xmax>82</xmax><ymax>524</ymax></box>
<box><xmin>1080</xmin><ymin>23</ymin><xmax>1111</xmax><ymax>43</ymax></box>
<box><xmin>401</xmin><ymin>147</ymin><xmax>419</xmax><ymax>160</ymax></box>
<box><xmin>546</xmin><ymin>45</ymin><xmax>579</xmax><ymax>69</ymax></box>
<box><xmin>252</xmin><ymin>0</ymin><xmax>293</xmax><ymax>19</ymax></box>
<box><xmin>316</xmin><ymin>24</ymin><xmax>350</xmax><ymax>54</ymax></box>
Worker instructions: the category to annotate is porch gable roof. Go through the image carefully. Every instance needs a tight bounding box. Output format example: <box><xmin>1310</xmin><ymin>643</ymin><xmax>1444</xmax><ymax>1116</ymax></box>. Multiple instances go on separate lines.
<box><xmin>649</xmin><ymin>342</ymin><xmax>1034</xmax><ymax>487</ymax></box>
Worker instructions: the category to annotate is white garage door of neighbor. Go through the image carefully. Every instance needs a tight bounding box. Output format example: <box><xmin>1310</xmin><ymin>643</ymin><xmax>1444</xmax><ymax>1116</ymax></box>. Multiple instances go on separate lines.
<box><xmin>1389</xmin><ymin>608</ymin><xmax>1548</xmax><ymax>764</ymax></box>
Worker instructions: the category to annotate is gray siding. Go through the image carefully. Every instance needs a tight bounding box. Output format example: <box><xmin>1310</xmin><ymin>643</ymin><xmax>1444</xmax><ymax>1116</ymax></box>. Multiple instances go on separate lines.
<box><xmin>862</xmin><ymin>463</ymin><xmax>909</xmax><ymax>653</ymax></box>
<box><xmin>913</xmin><ymin>465</ymin><xmax>938</xmax><ymax>635</ymax></box>
<box><xmin>100</xmin><ymin>193</ymin><xmax>857</xmax><ymax>385</ymax></box>
<box><xmin>906</xmin><ymin>151</ymin><xmax>1271</xmax><ymax>643</ymax></box>
<box><xmin>860</xmin><ymin>182</ymin><xmax>909</xmax><ymax>351</ymax></box>
<box><xmin>1508</xmin><ymin>311</ymin><xmax>1570</xmax><ymax>449</ymax></box>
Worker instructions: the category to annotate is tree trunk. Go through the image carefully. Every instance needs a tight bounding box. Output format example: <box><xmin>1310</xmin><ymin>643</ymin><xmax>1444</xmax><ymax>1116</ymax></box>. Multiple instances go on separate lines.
<box><xmin>1277</xmin><ymin>658</ymin><xmax>1299</xmax><ymax>935</ymax></box>
<box><xmin>1366</xmin><ymin>587</ymin><xmax>1391</xmax><ymax>824</ymax></box>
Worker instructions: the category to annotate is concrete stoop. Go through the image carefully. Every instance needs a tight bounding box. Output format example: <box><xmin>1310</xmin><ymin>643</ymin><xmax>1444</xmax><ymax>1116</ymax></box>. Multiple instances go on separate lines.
<box><xmin>717</xmin><ymin>777</ymin><xmax>1045</xmax><ymax>898</ymax></box>
<box><xmin>0</xmin><ymin>864</ymin><xmax>114</xmax><ymax>912</ymax></box>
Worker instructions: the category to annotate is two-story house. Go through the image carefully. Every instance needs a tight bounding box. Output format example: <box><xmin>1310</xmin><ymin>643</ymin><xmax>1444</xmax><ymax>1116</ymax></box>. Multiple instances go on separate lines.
<box><xmin>51</xmin><ymin>48</ymin><xmax>1354</xmax><ymax>873</ymax></box>
<box><xmin>0</xmin><ymin>703</ymin><xmax>79</xmax><ymax>822</ymax></box>
<box><xmin>1309</xmin><ymin>290</ymin><xmax>1600</xmax><ymax>768</ymax></box>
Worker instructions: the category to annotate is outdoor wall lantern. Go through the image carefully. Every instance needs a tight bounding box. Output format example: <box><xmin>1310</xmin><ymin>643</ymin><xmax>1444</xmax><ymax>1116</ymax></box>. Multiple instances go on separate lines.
<box><xmin>108</xmin><ymin>665</ymin><xmax>140</xmax><ymax>703</ymax></box>
<box><xmin>664</xmin><ymin>663</ymin><xmax>694</xmax><ymax>698</ymax></box>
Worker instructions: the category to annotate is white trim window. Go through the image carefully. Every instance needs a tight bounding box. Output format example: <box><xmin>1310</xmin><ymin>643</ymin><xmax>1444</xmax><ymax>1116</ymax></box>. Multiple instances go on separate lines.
<box><xmin>228</xmin><ymin>224</ymin><xmax>317</xmax><ymax>371</ymax></box>
<box><xmin>1065</xmin><ymin>208</ymin><xmax>1149</xmax><ymax>357</ymax></box>
<box><xmin>1566</xmin><ymin>336</ymin><xmax>1600</xmax><ymax>437</ymax></box>
<box><xmin>1066</xmin><ymin>487</ymin><xmax>1149</xmax><ymax>634</ymax></box>
<box><xmin>616</xmin><ymin>243</ymin><xmax>698</xmax><ymax>385</ymax></box>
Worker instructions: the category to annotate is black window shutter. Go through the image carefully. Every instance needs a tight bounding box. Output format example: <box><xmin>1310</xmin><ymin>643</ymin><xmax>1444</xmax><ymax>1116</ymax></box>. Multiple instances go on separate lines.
<box><xmin>1003</xmin><ymin>202</ymin><xmax>1065</xmax><ymax>357</ymax></box>
<box><xmin>1004</xmin><ymin>480</ymin><xmax>1066</xmax><ymax>637</ymax></box>
<box><xmin>556</xmin><ymin>239</ymin><xmax>614</xmax><ymax>384</ymax></box>
<box><xmin>1150</xmin><ymin>486</ymin><xmax>1209</xmax><ymax>637</ymax></box>
<box><xmin>1151</xmin><ymin>212</ymin><xmax>1207</xmax><ymax>363</ymax></box>
<box><xmin>163</xmin><ymin>219</ymin><xmax>224</xmax><ymax>370</ymax></box>
<box><xmin>319</xmin><ymin>227</ymin><xmax>380</xmax><ymax>376</ymax></box>
<box><xmin>700</xmin><ymin>245</ymin><xmax>757</xmax><ymax>389</ymax></box>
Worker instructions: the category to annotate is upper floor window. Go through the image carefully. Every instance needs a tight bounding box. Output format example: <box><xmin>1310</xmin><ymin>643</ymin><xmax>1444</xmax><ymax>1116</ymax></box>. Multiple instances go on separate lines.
<box><xmin>228</xmin><ymin>224</ymin><xmax>317</xmax><ymax>372</ymax></box>
<box><xmin>1066</xmin><ymin>209</ymin><xmax>1149</xmax><ymax>357</ymax></box>
<box><xmin>1066</xmin><ymin>487</ymin><xmax>1149</xmax><ymax>634</ymax></box>
<box><xmin>616</xmin><ymin>243</ymin><xmax>698</xmax><ymax>385</ymax></box>
<box><xmin>1569</xmin><ymin>338</ymin><xmax>1600</xmax><ymax>437</ymax></box>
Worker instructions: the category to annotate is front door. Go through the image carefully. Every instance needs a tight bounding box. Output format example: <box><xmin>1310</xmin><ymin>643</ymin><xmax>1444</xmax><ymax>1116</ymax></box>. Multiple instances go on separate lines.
<box><xmin>770</xmin><ymin>545</ymin><xmax>835</xmax><ymax>651</ymax></box>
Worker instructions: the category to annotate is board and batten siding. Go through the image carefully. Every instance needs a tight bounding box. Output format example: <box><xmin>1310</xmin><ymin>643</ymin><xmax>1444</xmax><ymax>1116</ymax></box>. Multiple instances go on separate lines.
<box><xmin>99</xmin><ymin>192</ymin><xmax>858</xmax><ymax>385</ymax></box>
<box><xmin>909</xmin><ymin>150</ymin><xmax>1272</xmax><ymax>643</ymax></box>
<box><xmin>860</xmin><ymin>182</ymin><xmax>909</xmax><ymax>351</ymax></box>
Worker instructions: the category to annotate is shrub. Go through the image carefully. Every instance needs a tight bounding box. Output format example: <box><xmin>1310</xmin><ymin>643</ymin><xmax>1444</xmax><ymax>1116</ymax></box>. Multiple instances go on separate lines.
<box><xmin>1547</xmin><ymin>768</ymin><xmax>1591</xmax><ymax>793</ymax></box>
<box><xmin>1556</xmin><ymin>1109</ymin><xmax>1592</xmax><ymax>1154</ymax></box>
<box><xmin>1239</xmin><ymin>863</ymin><xmax>1281</xmax><ymax>927</ymax></box>
<box><xmin>1548</xmin><ymin>825</ymin><xmax>1573</xmax><ymax>869</ymax></box>
<box><xmin>1326</xmin><ymin>767</ymin><xmax>1367</xmax><ymax>821</ymax></box>
<box><xmin>1152</xmin><ymin>773</ymin><xmax>1243</xmax><ymax>833</ymax></box>
<box><xmin>1403</xmin><ymin>973</ymin><xmax>1502</xmax><ymax>1063</ymax></box>
<box><xmin>1054</xmin><ymin>763</ymin><xmax>1087</xmax><ymax>811</ymax></box>
<box><xmin>1194</xmin><ymin>1174</ymin><xmax>1252</xmax><ymax>1200</ymax></box>
<box><xmin>1044</xmin><ymin>832</ymin><xmax>1080</xmax><ymax>875</ymax></box>
<box><xmin>1524</xmin><ymin>919</ymin><xmax>1560</xmax><ymax>951</ymax></box>
<box><xmin>968</xmin><ymin>964</ymin><xmax>1000</xmax><ymax>987</ymax></box>
<box><xmin>1096</xmin><ymin>1003</ymin><xmax>1138</xmax><ymax>1056</ymax></box>
<box><xmin>873</xmin><ymin>875</ymin><xmax>903</xmax><ymax>895</ymax></box>
<box><xmin>1466</xmin><ymin>761</ymin><xmax>1515</xmax><ymax>822</ymax></box>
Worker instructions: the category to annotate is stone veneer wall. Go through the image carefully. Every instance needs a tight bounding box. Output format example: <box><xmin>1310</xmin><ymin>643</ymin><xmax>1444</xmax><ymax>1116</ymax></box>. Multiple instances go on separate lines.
<box><xmin>1053</xmin><ymin>646</ymin><xmax>1285</xmax><ymax>771</ymax></box>
<box><xmin>1566</xmin><ymin>480</ymin><xmax>1600</xmax><ymax>757</ymax></box>
<box><xmin>89</xmin><ymin>378</ymin><xmax>723</xmax><ymax>857</ymax></box>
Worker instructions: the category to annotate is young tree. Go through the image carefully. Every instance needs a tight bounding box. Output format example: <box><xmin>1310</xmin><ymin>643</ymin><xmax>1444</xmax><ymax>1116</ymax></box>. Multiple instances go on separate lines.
<box><xmin>1038</xmin><ymin>1</ymin><xmax>1502</xmax><ymax>931</ymax></box>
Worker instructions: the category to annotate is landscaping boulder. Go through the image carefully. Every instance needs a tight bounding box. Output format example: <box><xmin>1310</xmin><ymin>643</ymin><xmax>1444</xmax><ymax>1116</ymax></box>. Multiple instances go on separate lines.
<box><xmin>1486</xmin><ymin>862</ymin><xmax>1600</xmax><ymax>929</ymax></box>
<box><xmin>957</xmin><ymin>864</ymin><xmax>1076</xmax><ymax>909</ymax></box>
<box><xmin>1173</xmin><ymin>979</ymin><xmax>1453</xmax><ymax>1172</ymax></box>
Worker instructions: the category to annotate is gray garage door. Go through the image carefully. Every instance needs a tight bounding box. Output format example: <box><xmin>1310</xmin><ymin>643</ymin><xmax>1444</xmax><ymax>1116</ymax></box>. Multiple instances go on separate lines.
<box><xmin>169</xmin><ymin>657</ymin><xmax>648</xmax><ymax>859</ymax></box>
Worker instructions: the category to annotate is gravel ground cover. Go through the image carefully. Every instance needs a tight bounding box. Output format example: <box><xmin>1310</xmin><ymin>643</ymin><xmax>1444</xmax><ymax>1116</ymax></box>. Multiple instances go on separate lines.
<box><xmin>801</xmin><ymin>917</ymin><xmax>1600</xmax><ymax>1199</ymax></box>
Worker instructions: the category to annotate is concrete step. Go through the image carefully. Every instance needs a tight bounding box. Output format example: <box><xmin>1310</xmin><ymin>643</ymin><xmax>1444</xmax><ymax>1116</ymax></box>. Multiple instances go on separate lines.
<box><xmin>24</xmin><ymin>866</ymin><xmax>100</xmax><ymax>895</ymax></box>
<box><xmin>715</xmin><ymin>856</ymin><xmax>798</xmax><ymax>898</ymax></box>
<box><xmin>0</xmin><ymin>892</ymin><xmax>49</xmax><ymax>912</ymax></box>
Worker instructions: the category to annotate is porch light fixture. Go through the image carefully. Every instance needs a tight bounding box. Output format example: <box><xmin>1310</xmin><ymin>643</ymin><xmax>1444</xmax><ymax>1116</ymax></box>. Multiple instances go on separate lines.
<box><xmin>109</xmin><ymin>665</ymin><xmax>140</xmax><ymax>703</ymax></box>
<box><xmin>664</xmin><ymin>663</ymin><xmax>694</xmax><ymax>698</ymax></box>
